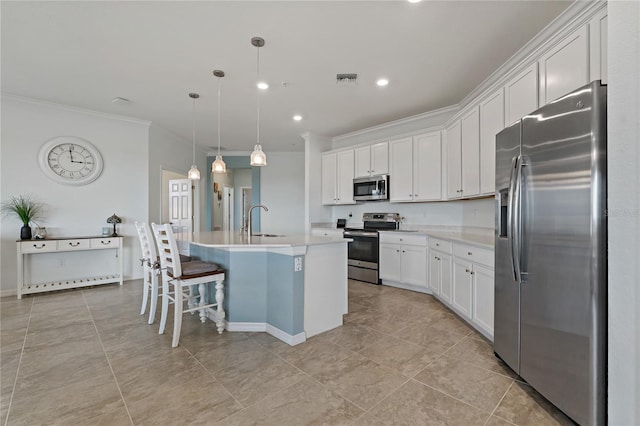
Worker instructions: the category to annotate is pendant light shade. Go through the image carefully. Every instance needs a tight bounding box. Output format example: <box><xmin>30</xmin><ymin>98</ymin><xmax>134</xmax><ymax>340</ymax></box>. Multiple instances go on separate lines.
<box><xmin>211</xmin><ymin>70</ymin><xmax>227</xmax><ymax>174</ymax></box>
<box><xmin>250</xmin><ymin>36</ymin><xmax>267</xmax><ymax>167</ymax></box>
<box><xmin>187</xmin><ymin>92</ymin><xmax>201</xmax><ymax>180</ymax></box>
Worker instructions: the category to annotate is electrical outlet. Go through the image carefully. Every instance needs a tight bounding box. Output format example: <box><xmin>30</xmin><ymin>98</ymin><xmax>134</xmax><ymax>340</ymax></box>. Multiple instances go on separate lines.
<box><xmin>294</xmin><ymin>257</ymin><xmax>303</xmax><ymax>272</ymax></box>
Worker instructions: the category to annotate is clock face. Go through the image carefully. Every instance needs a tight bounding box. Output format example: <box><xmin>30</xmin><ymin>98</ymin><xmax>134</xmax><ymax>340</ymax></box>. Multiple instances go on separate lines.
<box><xmin>38</xmin><ymin>137</ymin><xmax>103</xmax><ymax>185</ymax></box>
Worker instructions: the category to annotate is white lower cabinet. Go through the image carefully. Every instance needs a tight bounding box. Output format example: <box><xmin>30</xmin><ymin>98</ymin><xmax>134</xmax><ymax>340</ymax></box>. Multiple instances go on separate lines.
<box><xmin>379</xmin><ymin>233</ymin><xmax>428</xmax><ymax>291</ymax></box>
<box><xmin>310</xmin><ymin>228</ymin><xmax>344</xmax><ymax>238</ymax></box>
<box><xmin>472</xmin><ymin>264</ymin><xmax>495</xmax><ymax>338</ymax></box>
<box><xmin>427</xmin><ymin>238</ymin><xmax>495</xmax><ymax>340</ymax></box>
<box><xmin>452</xmin><ymin>258</ymin><xmax>473</xmax><ymax>319</ymax></box>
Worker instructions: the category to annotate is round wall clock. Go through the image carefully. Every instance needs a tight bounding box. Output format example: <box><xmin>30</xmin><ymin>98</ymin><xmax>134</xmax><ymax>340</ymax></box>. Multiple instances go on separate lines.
<box><xmin>38</xmin><ymin>136</ymin><xmax>104</xmax><ymax>186</ymax></box>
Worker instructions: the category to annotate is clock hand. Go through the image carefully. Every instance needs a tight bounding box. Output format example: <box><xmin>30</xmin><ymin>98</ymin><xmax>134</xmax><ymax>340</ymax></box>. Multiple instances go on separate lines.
<box><xmin>68</xmin><ymin>146</ymin><xmax>74</xmax><ymax>162</ymax></box>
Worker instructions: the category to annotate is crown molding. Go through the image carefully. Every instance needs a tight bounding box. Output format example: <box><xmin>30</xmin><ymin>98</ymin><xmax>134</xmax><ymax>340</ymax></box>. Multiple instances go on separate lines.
<box><xmin>458</xmin><ymin>0</ymin><xmax>606</xmax><ymax>111</ymax></box>
<box><xmin>1</xmin><ymin>92</ymin><xmax>152</xmax><ymax>127</ymax></box>
<box><xmin>331</xmin><ymin>105</ymin><xmax>459</xmax><ymax>149</ymax></box>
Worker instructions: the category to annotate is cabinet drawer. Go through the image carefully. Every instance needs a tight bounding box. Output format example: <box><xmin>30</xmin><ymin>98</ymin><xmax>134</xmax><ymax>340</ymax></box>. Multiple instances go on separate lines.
<box><xmin>57</xmin><ymin>239</ymin><xmax>90</xmax><ymax>251</ymax></box>
<box><xmin>20</xmin><ymin>241</ymin><xmax>55</xmax><ymax>253</ymax></box>
<box><xmin>379</xmin><ymin>232</ymin><xmax>426</xmax><ymax>246</ymax></box>
<box><xmin>90</xmin><ymin>238</ymin><xmax>119</xmax><ymax>248</ymax></box>
<box><xmin>453</xmin><ymin>243</ymin><xmax>494</xmax><ymax>267</ymax></box>
<box><xmin>428</xmin><ymin>238</ymin><xmax>452</xmax><ymax>253</ymax></box>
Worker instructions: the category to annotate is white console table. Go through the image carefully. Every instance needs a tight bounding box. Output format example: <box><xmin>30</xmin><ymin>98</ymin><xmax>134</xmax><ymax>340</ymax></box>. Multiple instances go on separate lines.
<box><xmin>16</xmin><ymin>236</ymin><xmax>123</xmax><ymax>299</ymax></box>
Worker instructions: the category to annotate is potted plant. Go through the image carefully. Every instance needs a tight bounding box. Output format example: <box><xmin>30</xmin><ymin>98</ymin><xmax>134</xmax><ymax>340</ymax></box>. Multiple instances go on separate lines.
<box><xmin>1</xmin><ymin>194</ymin><xmax>44</xmax><ymax>240</ymax></box>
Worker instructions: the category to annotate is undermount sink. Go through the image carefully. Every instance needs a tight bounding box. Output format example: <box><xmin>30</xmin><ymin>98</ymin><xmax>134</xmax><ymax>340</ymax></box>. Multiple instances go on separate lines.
<box><xmin>252</xmin><ymin>233</ymin><xmax>285</xmax><ymax>237</ymax></box>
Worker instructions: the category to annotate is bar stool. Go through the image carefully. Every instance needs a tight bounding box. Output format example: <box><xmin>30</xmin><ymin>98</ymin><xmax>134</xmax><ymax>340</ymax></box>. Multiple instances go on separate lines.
<box><xmin>135</xmin><ymin>222</ymin><xmax>160</xmax><ymax>324</ymax></box>
<box><xmin>151</xmin><ymin>223</ymin><xmax>226</xmax><ymax>347</ymax></box>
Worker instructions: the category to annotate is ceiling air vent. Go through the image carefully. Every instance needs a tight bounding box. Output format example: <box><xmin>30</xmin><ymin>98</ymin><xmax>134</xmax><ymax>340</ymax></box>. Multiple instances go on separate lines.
<box><xmin>336</xmin><ymin>73</ymin><xmax>357</xmax><ymax>85</ymax></box>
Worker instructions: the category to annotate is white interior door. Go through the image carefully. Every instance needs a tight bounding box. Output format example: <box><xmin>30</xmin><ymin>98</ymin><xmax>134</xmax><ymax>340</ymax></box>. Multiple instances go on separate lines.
<box><xmin>169</xmin><ymin>179</ymin><xmax>192</xmax><ymax>255</ymax></box>
<box><xmin>223</xmin><ymin>186</ymin><xmax>234</xmax><ymax>232</ymax></box>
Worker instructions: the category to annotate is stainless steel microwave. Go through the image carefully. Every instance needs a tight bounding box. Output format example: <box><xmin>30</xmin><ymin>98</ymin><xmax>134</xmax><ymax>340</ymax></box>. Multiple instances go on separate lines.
<box><xmin>353</xmin><ymin>175</ymin><xmax>389</xmax><ymax>201</ymax></box>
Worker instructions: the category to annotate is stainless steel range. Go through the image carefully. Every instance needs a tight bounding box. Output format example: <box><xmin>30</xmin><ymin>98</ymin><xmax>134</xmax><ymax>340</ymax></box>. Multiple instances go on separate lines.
<box><xmin>343</xmin><ymin>213</ymin><xmax>400</xmax><ymax>284</ymax></box>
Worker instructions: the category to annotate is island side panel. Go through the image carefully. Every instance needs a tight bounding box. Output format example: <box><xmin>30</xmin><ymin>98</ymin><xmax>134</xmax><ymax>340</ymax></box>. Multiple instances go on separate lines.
<box><xmin>266</xmin><ymin>252</ymin><xmax>305</xmax><ymax>339</ymax></box>
<box><xmin>303</xmin><ymin>242</ymin><xmax>348</xmax><ymax>338</ymax></box>
<box><xmin>190</xmin><ymin>245</ymin><xmax>268</xmax><ymax>326</ymax></box>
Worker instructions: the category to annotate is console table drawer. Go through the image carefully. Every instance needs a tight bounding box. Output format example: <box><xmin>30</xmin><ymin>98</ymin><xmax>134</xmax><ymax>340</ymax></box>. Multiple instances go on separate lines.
<box><xmin>91</xmin><ymin>238</ymin><xmax>118</xmax><ymax>248</ymax></box>
<box><xmin>57</xmin><ymin>239</ymin><xmax>91</xmax><ymax>251</ymax></box>
<box><xmin>20</xmin><ymin>241</ymin><xmax>54</xmax><ymax>253</ymax></box>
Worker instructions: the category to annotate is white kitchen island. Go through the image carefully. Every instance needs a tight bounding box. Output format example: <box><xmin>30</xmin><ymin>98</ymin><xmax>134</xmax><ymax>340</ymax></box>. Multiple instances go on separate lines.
<box><xmin>188</xmin><ymin>232</ymin><xmax>349</xmax><ymax>345</ymax></box>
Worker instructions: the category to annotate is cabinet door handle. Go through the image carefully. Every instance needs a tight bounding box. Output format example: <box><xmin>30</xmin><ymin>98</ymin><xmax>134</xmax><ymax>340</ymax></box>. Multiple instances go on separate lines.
<box><xmin>465</xmin><ymin>268</ymin><xmax>470</xmax><ymax>273</ymax></box>
<box><xmin>468</xmin><ymin>251</ymin><xmax>472</xmax><ymax>256</ymax></box>
<box><xmin>32</xmin><ymin>244</ymin><xmax>46</xmax><ymax>249</ymax></box>
<box><xmin>470</xmin><ymin>271</ymin><xmax>474</xmax><ymax>275</ymax></box>
<box><xmin>101</xmin><ymin>240</ymin><xmax>112</xmax><ymax>245</ymax></box>
<box><xmin>402</xmin><ymin>250</ymin><xmax>405</xmax><ymax>253</ymax></box>
<box><xmin>396</xmin><ymin>249</ymin><xmax>400</xmax><ymax>253</ymax></box>
<box><xmin>435</xmin><ymin>243</ymin><xmax>440</xmax><ymax>246</ymax></box>
<box><xmin>69</xmin><ymin>242</ymin><xmax>81</xmax><ymax>247</ymax></box>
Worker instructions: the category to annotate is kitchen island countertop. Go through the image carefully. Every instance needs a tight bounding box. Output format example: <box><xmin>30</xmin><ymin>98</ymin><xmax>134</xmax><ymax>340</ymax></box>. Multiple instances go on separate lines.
<box><xmin>190</xmin><ymin>231</ymin><xmax>348</xmax><ymax>249</ymax></box>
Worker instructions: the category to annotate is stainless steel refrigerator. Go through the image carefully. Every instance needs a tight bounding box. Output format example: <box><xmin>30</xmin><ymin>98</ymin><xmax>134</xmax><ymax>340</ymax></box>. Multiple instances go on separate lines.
<box><xmin>494</xmin><ymin>80</ymin><xmax>607</xmax><ymax>426</ymax></box>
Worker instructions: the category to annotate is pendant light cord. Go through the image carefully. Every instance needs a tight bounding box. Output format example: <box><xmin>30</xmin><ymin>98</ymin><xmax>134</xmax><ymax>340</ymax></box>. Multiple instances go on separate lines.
<box><xmin>256</xmin><ymin>45</ymin><xmax>260</xmax><ymax>145</ymax></box>
<box><xmin>217</xmin><ymin>76</ymin><xmax>222</xmax><ymax>155</ymax></box>
<box><xmin>192</xmin><ymin>97</ymin><xmax>196</xmax><ymax>164</ymax></box>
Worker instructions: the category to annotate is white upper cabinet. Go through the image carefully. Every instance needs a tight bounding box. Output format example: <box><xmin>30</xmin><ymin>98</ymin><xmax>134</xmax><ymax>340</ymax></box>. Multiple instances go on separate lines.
<box><xmin>371</xmin><ymin>142</ymin><xmax>389</xmax><ymax>176</ymax></box>
<box><xmin>479</xmin><ymin>89</ymin><xmax>504</xmax><ymax>195</ymax></box>
<box><xmin>460</xmin><ymin>107</ymin><xmax>480</xmax><ymax>198</ymax></box>
<box><xmin>354</xmin><ymin>146</ymin><xmax>371</xmax><ymax>178</ymax></box>
<box><xmin>445</xmin><ymin>120</ymin><xmax>462</xmax><ymax>199</ymax></box>
<box><xmin>389</xmin><ymin>137</ymin><xmax>414</xmax><ymax>202</ymax></box>
<box><xmin>389</xmin><ymin>133</ymin><xmax>441</xmax><ymax>202</ymax></box>
<box><xmin>505</xmin><ymin>63</ymin><xmax>539</xmax><ymax>126</ymax></box>
<box><xmin>354</xmin><ymin>142</ymin><xmax>389</xmax><ymax>178</ymax></box>
<box><xmin>589</xmin><ymin>8</ymin><xmax>608</xmax><ymax>84</ymax></box>
<box><xmin>336</xmin><ymin>150</ymin><xmax>355</xmax><ymax>204</ymax></box>
<box><xmin>321</xmin><ymin>150</ymin><xmax>355</xmax><ymax>205</ymax></box>
<box><xmin>413</xmin><ymin>132</ymin><xmax>442</xmax><ymax>201</ymax></box>
<box><xmin>539</xmin><ymin>25</ymin><xmax>588</xmax><ymax>105</ymax></box>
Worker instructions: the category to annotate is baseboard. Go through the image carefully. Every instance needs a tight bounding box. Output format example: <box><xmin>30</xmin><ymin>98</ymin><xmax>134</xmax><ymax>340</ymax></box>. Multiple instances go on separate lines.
<box><xmin>218</xmin><ymin>319</ymin><xmax>306</xmax><ymax>346</ymax></box>
<box><xmin>380</xmin><ymin>280</ymin><xmax>433</xmax><ymax>295</ymax></box>
<box><xmin>265</xmin><ymin>324</ymin><xmax>306</xmax><ymax>346</ymax></box>
<box><xmin>0</xmin><ymin>289</ymin><xmax>18</xmax><ymax>299</ymax></box>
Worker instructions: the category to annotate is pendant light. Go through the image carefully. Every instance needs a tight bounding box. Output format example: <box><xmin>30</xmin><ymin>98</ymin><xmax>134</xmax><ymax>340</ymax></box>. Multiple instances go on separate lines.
<box><xmin>211</xmin><ymin>70</ymin><xmax>227</xmax><ymax>174</ymax></box>
<box><xmin>250</xmin><ymin>36</ymin><xmax>267</xmax><ymax>166</ymax></box>
<box><xmin>187</xmin><ymin>92</ymin><xmax>201</xmax><ymax>180</ymax></box>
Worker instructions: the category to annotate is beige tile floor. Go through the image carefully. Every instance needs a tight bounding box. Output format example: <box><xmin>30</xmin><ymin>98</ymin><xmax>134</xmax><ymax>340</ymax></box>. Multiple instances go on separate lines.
<box><xmin>0</xmin><ymin>279</ymin><xmax>575</xmax><ymax>425</ymax></box>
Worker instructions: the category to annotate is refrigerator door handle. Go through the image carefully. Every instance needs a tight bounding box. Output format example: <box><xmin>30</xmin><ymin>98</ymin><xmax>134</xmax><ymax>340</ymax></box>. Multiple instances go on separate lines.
<box><xmin>507</xmin><ymin>155</ymin><xmax>520</xmax><ymax>282</ymax></box>
<box><xmin>512</xmin><ymin>155</ymin><xmax>523</xmax><ymax>284</ymax></box>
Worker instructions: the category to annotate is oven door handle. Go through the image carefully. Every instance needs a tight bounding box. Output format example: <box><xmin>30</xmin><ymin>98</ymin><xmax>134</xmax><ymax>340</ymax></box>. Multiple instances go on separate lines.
<box><xmin>343</xmin><ymin>231</ymin><xmax>378</xmax><ymax>238</ymax></box>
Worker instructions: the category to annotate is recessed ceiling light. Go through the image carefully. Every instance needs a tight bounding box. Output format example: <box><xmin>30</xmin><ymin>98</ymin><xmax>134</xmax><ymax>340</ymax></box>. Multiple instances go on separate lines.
<box><xmin>408</xmin><ymin>0</ymin><xmax>422</xmax><ymax>3</ymax></box>
<box><xmin>257</xmin><ymin>82</ymin><xmax>269</xmax><ymax>90</ymax></box>
<box><xmin>376</xmin><ymin>78</ymin><xmax>389</xmax><ymax>87</ymax></box>
<box><xmin>293</xmin><ymin>115</ymin><xmax>302</xmax><ymax>121</ymax></box>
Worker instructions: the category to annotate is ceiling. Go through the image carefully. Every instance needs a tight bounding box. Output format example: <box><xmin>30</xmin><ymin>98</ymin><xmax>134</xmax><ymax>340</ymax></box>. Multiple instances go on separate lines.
<box><xmin>1</xmin><ymin>1</ymin><xmax>572</xmax><ymax>153</ymax></box>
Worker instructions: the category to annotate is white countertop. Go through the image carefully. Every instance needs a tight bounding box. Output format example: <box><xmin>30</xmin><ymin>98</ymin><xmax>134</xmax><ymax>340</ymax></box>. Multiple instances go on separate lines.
<box><xmin>311</xmin><ymin>225</ymin><xmax>494</xmax><ymax>249</ymax></box>
<box><xmin>190</xmin><ymin>231</ymin><xmax>348</xmax><ymax>248</ymax></box>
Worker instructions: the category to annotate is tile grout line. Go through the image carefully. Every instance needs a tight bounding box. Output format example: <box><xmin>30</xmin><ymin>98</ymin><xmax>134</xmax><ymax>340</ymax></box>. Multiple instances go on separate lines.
<box><xmin>250</xmin><ymin>337</ymin><xmax>372</xmax><ymax>415</ymax></box>
<box><xmin>483</xmin><ymin>380</ymin><xmax>516</xmax><ymax>426</ymax></box>
<box><xmin>178</xmin><ymin>343</ymin><xmax>247</xmax><ymax>412</ymax></box>
<box><xmin>81</xmin><ymin>290</ymin><xmax>135</xmax><ymax>426</ymax></box>
<box><xmin>3</xmin><ymin>296</ymin><xmax>35</xmax><ymax>426</ymax></box>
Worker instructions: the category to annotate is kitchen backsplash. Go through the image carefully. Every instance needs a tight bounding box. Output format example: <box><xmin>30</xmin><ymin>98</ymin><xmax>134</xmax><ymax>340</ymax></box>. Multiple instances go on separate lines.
<box><xmin>331</xmin><ymin>197</ymin><xmax>494</xmax><ymax>229</ymax></box>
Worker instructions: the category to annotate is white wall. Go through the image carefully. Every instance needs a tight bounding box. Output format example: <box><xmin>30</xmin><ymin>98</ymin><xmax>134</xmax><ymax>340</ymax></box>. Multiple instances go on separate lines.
<box><xmin>304</xmin><ymin>132</ymin><xmax>332</xmax><ymax>231</ymax></box>
<box><xmin>0</xmin><ymin>96</ymin><xmax>150</xmax><ymax>296</ymax></box>
<box><xmin>260</xmin><ymin>152</ymin><xmax>305</xmax><ymax>234</ymax></box>
<box><xmin>608</xmin><ymin>2</ymin><xmax>640</xmax><ymax>424</ymax></box>
<box><xmin>148</xmin><ymin>124</ymin><xmax>207</xmax><ymax>229</ymax></box>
